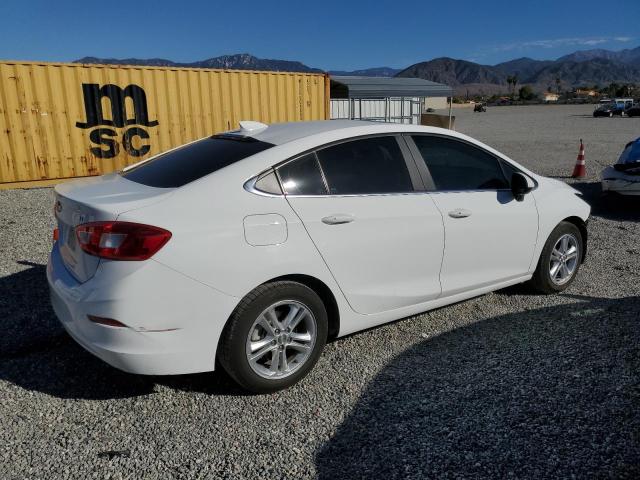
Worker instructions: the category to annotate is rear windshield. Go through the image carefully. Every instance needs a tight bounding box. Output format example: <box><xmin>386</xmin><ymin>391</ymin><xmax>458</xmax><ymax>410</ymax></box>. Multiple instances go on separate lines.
<box><xmin>121</xmin><ymin>135</ymin><xmax>275</xmax><ymax>188</ymax></box>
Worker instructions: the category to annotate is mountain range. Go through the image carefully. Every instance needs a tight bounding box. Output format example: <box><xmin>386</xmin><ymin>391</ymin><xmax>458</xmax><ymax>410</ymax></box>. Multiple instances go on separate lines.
<box><xmin>396</xmin><ymin>49</ymin><xmax>640</xmax><ymax>95</ymax></box>
<box><xmin>75</xmin><ymin>53</ymin><xmax>324</xmax><ymax>74</ymax></box>
<box><xmin>75</xmin><ymin>47</ymin><xmax>640</xmax><ymax>95</ymax></box>
<box><xmin>75</xmin><ymin>53</ymin><xmax>398</xmax><ymax>77</ymax></box>
<box><xmin>328</xmin><ymin>67</ymin><xmax>401</xmax><ymax>77</ymax></box>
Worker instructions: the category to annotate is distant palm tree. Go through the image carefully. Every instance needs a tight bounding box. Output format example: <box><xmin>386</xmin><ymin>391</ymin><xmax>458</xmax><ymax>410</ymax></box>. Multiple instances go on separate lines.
<box><xmin>505</xmin><ymin>75</ymin><xmax>519</xmax><ymax>98</ymax></box>
<box><xmin>555</xmin><ymin>77</ymin><xmax>561</xmax><ymax>94</ymax></box>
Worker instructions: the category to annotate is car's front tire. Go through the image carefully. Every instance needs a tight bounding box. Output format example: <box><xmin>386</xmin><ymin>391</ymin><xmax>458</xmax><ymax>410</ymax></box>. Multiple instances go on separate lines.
<box><xmin>530</xmin><ymin>221</ymin><xmax>583</xmax><ymax>294</ymax></box>
<box><xmin>218</xmin><ymin>281</ymin><xmax>328</xmax><ymax>393</ymax></box>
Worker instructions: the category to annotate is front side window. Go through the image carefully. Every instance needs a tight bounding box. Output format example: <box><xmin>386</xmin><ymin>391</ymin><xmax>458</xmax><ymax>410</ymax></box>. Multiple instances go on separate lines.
<box><xmin>315</xmin><ymin>136</ymin><xmax>414</xmax><ymax>195</ymax></box>
<box><xmin>499</xmin><ymin>159</ymin><xmax>519</xmax><ymax>182</ymax></box>
<box><xmin>412</xmin><ymin>135</ymin><xmax>509</xmax><ymax>191</ymax></box>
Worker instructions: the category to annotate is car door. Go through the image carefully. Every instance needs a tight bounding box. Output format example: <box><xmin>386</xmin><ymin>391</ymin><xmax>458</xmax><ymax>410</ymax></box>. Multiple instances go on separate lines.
<box><xmin>407</xmin><ymin>134</ymin><xmax>538</xmax><ymax>297</ymax></box>
<box><xmin>278</xmin><ymin>135</ymin><xmax>445</xmax><ymax>315</ymax></box>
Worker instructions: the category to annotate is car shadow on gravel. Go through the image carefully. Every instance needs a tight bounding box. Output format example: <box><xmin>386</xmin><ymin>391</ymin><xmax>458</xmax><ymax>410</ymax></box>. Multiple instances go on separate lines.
<box><xmin>0</xmin><ymin>262</ymin><xmax>244</xmax><ymax>399</ymax></box>
<box><xmin>569</xmin><ymin>181</ymin><xmax>640</xmax><ymax>222</ymax></box>
<box><xmin>1</xmin><ymin>262</ymin><xmax>69</xmax><ymax>360</ymax></box>
<box><xmin>315</xmin><ymin>295</ymin><xmax>640</xmax><ymax>479</ymax></box>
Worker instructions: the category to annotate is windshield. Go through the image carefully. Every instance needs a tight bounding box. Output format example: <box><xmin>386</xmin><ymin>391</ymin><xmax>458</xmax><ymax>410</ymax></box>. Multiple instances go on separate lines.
<box><xmin>121</xmin><ymin>135</ymin><xmax>275</xmax><ymax>188</ymax></box>
<box><xmin>618</xmin><ymin>138</ymin><xmax>640</xmax><ymax>165</ymax></box>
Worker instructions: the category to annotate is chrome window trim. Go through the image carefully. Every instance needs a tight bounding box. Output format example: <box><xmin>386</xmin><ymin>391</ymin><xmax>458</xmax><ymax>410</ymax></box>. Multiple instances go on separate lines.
<box><xmin>428</xmin><ymin>188</ymin><xmax>512</xmax><ymax>194</ymax></box>
<box><xmin>280</xmin><ymin>132</ymin><xmax>422</xmax><ymax>198</ymax></box>
<box><xmin>276</xmin><ymin>191</ymin><xmax>432</xmax><ymax>199</ymax></box>
<box><xmin>245</xmin><ymin>133</ymin><xmax>423</xmax><ymax>198</ymax></box>
<box><xmin>244</xmin><ymin>177</ymin><xmax>429</xmax><ymax>199</ymax></box>
<box><xmin>243</xmin><ymin>131</ymin><xmax>538</xmax><ymax>198</ymax></box>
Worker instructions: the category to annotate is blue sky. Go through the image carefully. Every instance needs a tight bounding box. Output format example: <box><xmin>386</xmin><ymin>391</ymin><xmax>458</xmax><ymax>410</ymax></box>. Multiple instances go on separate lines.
<box><xmin>0</xmin><ymin>0</ymin><xmax>638</xmax><ymax>70</ymax></box>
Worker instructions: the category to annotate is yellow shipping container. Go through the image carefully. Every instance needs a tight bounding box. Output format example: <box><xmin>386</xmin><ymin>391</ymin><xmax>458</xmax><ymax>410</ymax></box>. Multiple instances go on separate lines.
<box><xmin>0</xmin><ymin>60</ymin><xmax>330</xmax><ymax>188</ymax></box>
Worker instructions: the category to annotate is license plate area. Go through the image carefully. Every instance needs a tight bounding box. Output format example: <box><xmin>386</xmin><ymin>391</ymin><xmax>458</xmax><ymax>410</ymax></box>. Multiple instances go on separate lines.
<box><xmin>66</xmin><ymin>223</ymin><xmax>77</xmax><ymax>250</ymax></box>
<box><xmin>53</xmin><ymin>195</ymin><xmax>102</xmax><ymax>283</ymax></box>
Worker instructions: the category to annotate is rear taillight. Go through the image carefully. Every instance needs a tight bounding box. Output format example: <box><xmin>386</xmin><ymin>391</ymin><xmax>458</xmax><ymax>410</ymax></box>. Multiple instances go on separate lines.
<box><xmin>75</xmin><ymin>221</ymin><xmax>171</xmax><ymax>260</ymax></box>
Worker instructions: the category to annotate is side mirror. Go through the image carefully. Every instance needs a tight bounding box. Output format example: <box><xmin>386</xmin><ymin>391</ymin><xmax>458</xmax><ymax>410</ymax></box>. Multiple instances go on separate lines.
<box><xmin>511</xmin><ymin>172</ymin><xmax>535</xmax><ymax>201</ymax></box>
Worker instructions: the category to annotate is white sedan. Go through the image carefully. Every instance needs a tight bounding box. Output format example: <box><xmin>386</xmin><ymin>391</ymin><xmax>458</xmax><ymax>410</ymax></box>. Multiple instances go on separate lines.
<box><xmin>48</xmin><ymin>120</ymin><xmax>590</xmax><ymax>392</ymax></box>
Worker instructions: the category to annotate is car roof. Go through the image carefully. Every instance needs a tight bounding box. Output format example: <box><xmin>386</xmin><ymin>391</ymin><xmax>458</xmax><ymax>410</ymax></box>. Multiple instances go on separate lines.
<box><xmin>227</xmin><ymin>120</ymin><xmax>385</xmax><ymax>146</ymax></box>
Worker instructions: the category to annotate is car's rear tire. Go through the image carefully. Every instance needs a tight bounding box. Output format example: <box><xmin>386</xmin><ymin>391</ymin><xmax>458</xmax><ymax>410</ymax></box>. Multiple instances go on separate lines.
<box><xmin>529</xmin><ymin>221</ymin><xmax>583</xmax><ymax>294</ymax></box>
<box><xmin>218</xmin><ymin>281</ymin><xmax>328</xmax><ymax>394</ymax></box>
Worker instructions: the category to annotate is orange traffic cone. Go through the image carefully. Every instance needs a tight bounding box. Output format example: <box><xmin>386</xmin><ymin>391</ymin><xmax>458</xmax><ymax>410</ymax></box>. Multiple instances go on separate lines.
<box><xmin>572</xmin><ymin>139</ymin><xmax>586</xmax><ymax>178</ymax></box>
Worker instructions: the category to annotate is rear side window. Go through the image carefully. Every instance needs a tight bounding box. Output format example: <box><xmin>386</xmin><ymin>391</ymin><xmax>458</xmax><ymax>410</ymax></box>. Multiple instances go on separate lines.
<box><xmin>277</xmin><ymin>153</ymin><xmax>328</xmax><ymax>195</ymax></box>
<box><xmin>315</xmin><ymin>136</ymin><xmax>413</xmax><ymax>194</ymax></box>
<box><xmin>412</xmin><ymin>135</ymin><xmax>509</xmax><ymax>191</ymax></box>
<box><xmin>253</xmin><ymin>170</ymin><xmax>283</xmax><ymax>195</ymax></box>
<box><xmin>122</xmin><ymin>136</ymin><xmax>274</xmax><ymax>188</ymax></box>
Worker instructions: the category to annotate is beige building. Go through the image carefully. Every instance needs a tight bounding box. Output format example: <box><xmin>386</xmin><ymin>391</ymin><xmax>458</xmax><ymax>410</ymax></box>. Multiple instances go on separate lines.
<box><xmin>330</xmin><ymin>76</ymin><xmax>452</xmax><ymax>124</ymax></box>
<box><xmin>575</xmin><ymin>89</ymin><xmax>598</xmax><ymax>97</ymax></box>
<box><xmin>542</xmin><ymin>92</ymin><xmax>560</xmax><ymax>103</ymax></box>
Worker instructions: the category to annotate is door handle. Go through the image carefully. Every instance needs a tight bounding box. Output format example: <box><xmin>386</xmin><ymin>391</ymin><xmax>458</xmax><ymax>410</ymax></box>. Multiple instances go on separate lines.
<box><xmin>322</xmin><ymin>214</ymin><xmax>355</xmax><ymax>225</ymax></box>
<box><xmin>448</xmin><ymin>208</ymin><xmax>472</xmax><ymax>219</ymax></box>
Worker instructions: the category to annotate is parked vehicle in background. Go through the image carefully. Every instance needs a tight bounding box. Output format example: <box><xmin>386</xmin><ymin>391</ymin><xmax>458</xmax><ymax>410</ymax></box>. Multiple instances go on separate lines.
<box><xmin>616</xmin><ymin>98</ymin><xmax>635</xmax><ymax>110</ymax></box>
<box><xmin>47</xmin><ymin>120</ymin><xmax>591</xmax><ymax>393</ymax></box>
<box><xmin>593</xmin><ymin>103</ymin><xmax>626</xmax><ymax>117</ymax></box>
<box><xmin>624</xmin><ymin>104</ymin><xmax>640</xmax><ymax>117</ymax></box>
<box><xmin>474</xmin><ymin>103</ymin><xmax>487</xmax><ymax>112</ymax></box>
<box><xmin>601</xmin><ymin>137</ymin><xmax>640</xmax><ymax>196</ymax></box>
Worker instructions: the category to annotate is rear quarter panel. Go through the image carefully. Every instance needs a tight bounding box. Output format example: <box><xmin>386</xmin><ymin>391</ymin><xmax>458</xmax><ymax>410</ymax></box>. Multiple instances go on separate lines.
<box><xmin>115</xmin><ymin>159</ymin><xmax>352</xmax><ymax>324</ymax></box>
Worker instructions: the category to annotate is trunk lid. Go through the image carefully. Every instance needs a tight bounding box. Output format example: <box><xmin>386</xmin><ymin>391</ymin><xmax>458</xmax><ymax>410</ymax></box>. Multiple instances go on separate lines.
<box><xmin>54</xmin><ymin>173</ymin><xmax>174</xmax><ymax>282</ymax></box>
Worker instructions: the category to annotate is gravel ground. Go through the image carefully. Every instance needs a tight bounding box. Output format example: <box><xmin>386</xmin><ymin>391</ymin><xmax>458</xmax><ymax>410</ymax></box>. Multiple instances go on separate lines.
<box><xmin>1</xmin><ymin>104</ymin><xmax>639</xmax><ymax>479</ymax></box>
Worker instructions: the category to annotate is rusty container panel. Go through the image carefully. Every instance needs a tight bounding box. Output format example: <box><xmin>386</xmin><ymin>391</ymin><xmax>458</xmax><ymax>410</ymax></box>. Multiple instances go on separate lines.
<box><xmin>0</xmin><ymin>60</ymin><xmax>329</xmax><ymax>186</ymax></box>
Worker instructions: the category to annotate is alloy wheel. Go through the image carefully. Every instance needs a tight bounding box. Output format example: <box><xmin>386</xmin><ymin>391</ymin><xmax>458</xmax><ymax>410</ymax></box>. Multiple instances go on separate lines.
<box><xmin>549</xmin><ymin>233</ymin><xmax>579</xmax><ymax>285</ymax></box>
<box><xmin>245</xmin><ymin>300</ymin><xmax>317</xmax><ymax>379</ymax></box>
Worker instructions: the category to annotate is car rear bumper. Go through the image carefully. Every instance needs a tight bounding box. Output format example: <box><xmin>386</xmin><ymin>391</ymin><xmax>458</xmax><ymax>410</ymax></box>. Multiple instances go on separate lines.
<box><xmin>602</xmin><ymin>179</ymin><xmax>640</xmax><ymax>195</ymax></box>
<box><xmin>47</xmin><ymin>243</ymin><xmax>239</xmax><ymax>375</ymax></box>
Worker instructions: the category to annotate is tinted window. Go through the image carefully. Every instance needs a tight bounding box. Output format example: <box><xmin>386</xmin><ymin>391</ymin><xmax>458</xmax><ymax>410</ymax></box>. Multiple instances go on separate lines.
<box><xmin>122</xmin><ymin>135</ymin><xmax>274</xmax><ymax>188</ymax></box>
<box><xmin>253</xmin><ymin>170</ymin><xmax>282</xmax><ymax>195</ymax></box>
<box><xmin>500</xmin><ymin>159</ymin><xmax>519</xmax><ymax>183</ymax></box>
<box><xmin>316</xmin><ymin>136</ymin><xmax>413</xmax><ymax>195</ymax></box>
<box><xmin>278</xmin><ymin>153</ymin><xmax>328</xmax><ymax>195</ymax></box>
<box><xmin>412</xmin><ymin>136</ymin><xmax>509</xmax><ymax>190</ymax></box>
